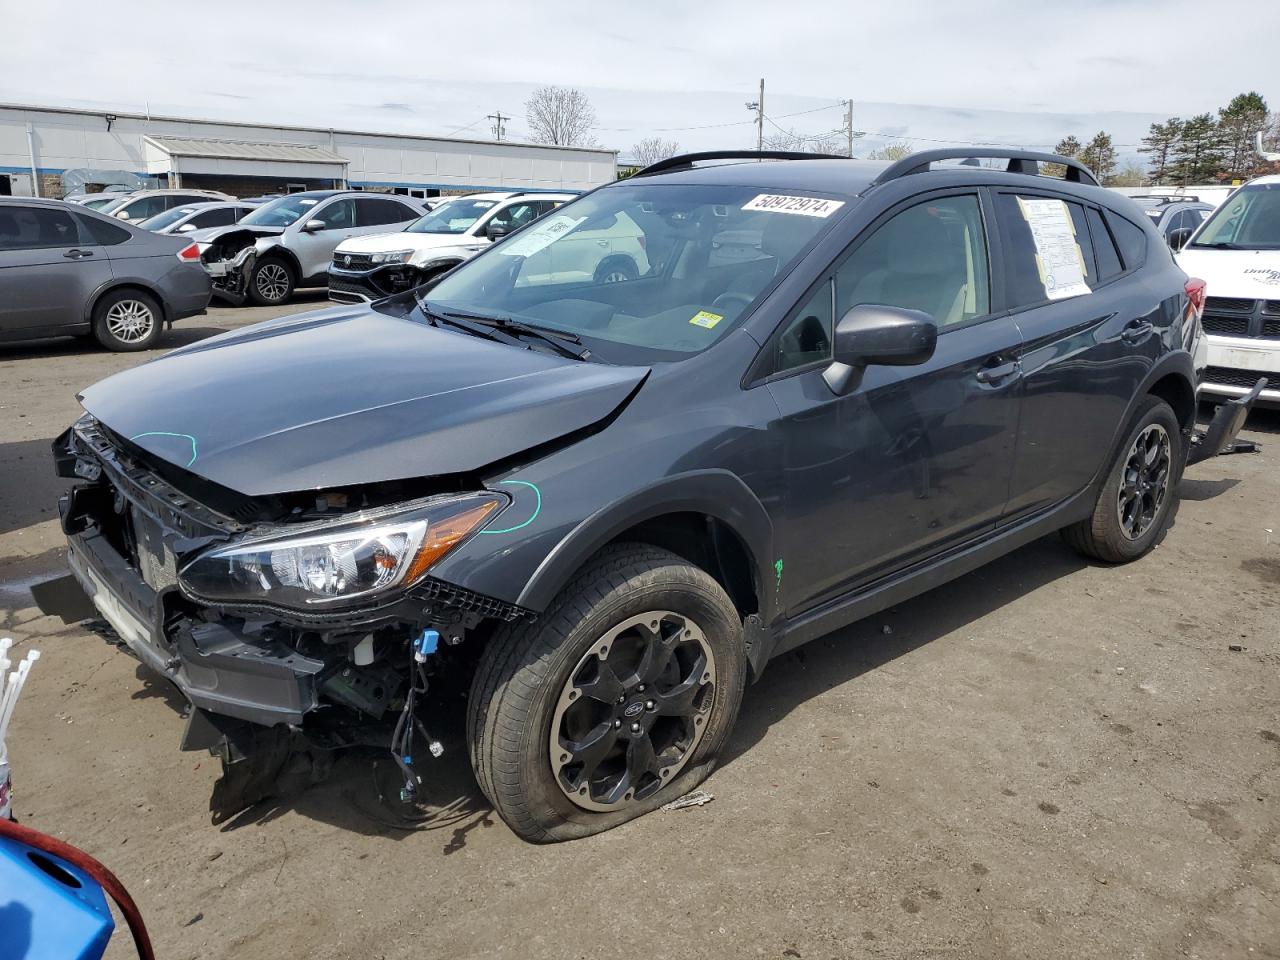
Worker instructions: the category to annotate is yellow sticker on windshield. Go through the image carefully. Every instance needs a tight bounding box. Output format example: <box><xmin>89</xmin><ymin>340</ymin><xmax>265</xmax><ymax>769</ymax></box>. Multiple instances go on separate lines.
<box><xmin>689</xmin><ymin>310</ymin><xmax>724</xmax><ymax>329</ymax></box>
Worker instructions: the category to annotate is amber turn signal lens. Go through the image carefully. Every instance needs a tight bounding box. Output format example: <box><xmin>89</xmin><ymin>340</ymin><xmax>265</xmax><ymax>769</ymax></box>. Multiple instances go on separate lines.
<box><xmin>402</xmin><ymin>499</ymin><xmax>501</xmax><ymax>584</ymax></box>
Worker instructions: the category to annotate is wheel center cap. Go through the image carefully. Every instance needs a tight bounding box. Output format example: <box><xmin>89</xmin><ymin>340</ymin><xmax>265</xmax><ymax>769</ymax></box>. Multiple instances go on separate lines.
<box><xmin>622</xmin><ymin>700</ymin><xmax>646</xmax><ymax>719</ymax></box>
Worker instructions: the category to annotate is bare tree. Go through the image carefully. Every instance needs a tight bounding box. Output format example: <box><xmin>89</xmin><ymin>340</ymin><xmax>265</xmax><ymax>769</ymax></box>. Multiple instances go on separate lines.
<box><xmin>631</xmin><ymin>137</ymin><xmax>682</xmax><ymax>167</ymax></box>
<box><xmin>525</xmin><ymin>86</ymin><xmax>598</xmax><ymax>146</ymax></box>
<box><xmin>761</xmin><ymin>127</ymin><xmax>843</xmax><ymax>155</ymax></box>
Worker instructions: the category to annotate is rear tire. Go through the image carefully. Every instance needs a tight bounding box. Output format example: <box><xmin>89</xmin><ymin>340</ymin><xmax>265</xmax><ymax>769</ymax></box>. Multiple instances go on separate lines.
<box><xmin>91</xmin><ymin>289</ymin><xmax>162</xmax><ymax>352</ymax></box>
<box><xmin>248</xmin><ymin>256</ymin><xmax>295</xmax><ymax>306</ymax></box>
<box><xmin>467</xmin><ymin>543</ymin><xmax>746</xmax><ymax>843</ymax></box>
<box><xmin>593</xmin><ymin>256</ymin><xmax>638</xmax><ymax>284</ymax></box>
<box><xmin>1062</xmin><ymin>396</ymin><xmax>1182</xmax><ymax>563</ymax></box>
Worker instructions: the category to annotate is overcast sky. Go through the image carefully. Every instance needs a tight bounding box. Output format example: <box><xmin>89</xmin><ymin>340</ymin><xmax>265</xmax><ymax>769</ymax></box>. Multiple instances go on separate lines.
<box><xmin>10</xmin><ymin>0</ymin><xmax>1279</xmax><ymax>162</ymax></box>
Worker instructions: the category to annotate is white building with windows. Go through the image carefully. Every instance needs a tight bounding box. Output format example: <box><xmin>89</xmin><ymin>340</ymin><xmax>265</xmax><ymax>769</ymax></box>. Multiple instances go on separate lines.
<box><xmin>0</xmin><ymin>102</ymin><xmax>616</xmax><ymax>199</ymax></box>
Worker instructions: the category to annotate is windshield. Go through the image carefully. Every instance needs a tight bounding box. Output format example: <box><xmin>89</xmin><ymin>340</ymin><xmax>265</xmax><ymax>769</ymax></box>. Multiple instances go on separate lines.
<box><xmin>418</xmin><ymin>182</ymin><xmax>844</xmax><ymax>362</ymax></box>
<box><xmin>96</xmin><ymin>196</ymin><xmax>129</xmax><ymax>213</ymax></box>
<box><xmin>239</xmin><ymin>194</ymin><xmax>326</xmax><ymax>228</ymax></box>
<box><xmin>138</xmin><ymin>206</ymin><xmax>200</xmax><ymax>230</ymax></box>
<box><xmin>406</xmin><ymin>198</ymin><xmax>501</xmax><ymax>234</ymax></box>
<box><xmin>83</xmin><ymin>195</ymin><xmax>123</xmax><ymax>210</ymax></box>
<box><xmin>1191</xmin><ymin>183</ymin><xmax>1280</xmax><ymax>250</ymax></box>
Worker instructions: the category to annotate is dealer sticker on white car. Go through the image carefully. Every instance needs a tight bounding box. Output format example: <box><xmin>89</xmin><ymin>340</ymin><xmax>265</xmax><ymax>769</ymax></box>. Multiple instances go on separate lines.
<box><xmin>742</xmin><ymin>194</ymin><xmax>845</xmax><ymax>217</ymax></box>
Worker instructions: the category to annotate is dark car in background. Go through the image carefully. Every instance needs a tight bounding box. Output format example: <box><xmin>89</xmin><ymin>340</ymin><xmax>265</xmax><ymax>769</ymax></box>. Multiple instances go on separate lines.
<box><xmin>53</xmin><ymin>148</ymin><xmax>1256</xmax><ymax>842</ymax></box>
<box><xmin>1132</xmin><ymin>196</ymin><xmax>1214</xmax><ymax>250</ymax></box>
<box><xmin>0</xmin><ymin>197</ymin><xmax>211</xmax><ymax>350</ymax></box>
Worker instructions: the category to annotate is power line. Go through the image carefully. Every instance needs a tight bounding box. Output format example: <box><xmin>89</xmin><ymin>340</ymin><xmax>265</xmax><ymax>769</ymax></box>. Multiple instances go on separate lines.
<box><xmin>487</xmin><ymin>110</ymin><xmax>509</xmax><ymax>141</ymax></box>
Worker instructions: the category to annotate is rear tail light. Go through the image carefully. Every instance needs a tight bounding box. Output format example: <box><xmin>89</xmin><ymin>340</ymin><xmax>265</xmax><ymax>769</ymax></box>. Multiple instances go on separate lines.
<box><xmin>637</xmin><ymin>235</ymin><xmax>646</xmax><ymax>251</ymax></box>
<box><xmin>1185</xmin><ymin>277</ymin><xmax>1206</xmax><ymax>317</ymax></box>
<box><xmin>176</xmin><ymin>243</ymin><xmax>201</xmax><ymax>263</ymax></box>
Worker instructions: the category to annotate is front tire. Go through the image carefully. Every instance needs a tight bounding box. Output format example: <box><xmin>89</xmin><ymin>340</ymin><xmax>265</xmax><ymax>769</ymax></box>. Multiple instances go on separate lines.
<box><xmin>248</xmin><ymin>256</ymin><xmax>295</xmax><ymax>306</ymax></box>
<box><xmin>467</xmin><ymin>544</ymin><xmax>746</xmax><ymax>842</ymax></box>
<box><xmin>91</xmin><ymin>289</ymin><xmax>162</xmax><ymax>351</ymax></box>
<box><xmin>1062</xmin><ymin>396</ymin><xmax>1183</xmax><ymax>563</ymax></box>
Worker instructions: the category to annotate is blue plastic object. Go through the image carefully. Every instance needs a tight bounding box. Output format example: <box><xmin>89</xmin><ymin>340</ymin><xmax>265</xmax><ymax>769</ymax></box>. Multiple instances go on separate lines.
<box><xmin>414</xmin><ymin>629</ymin><xmax>439</xmax><ymax>660</ymax></box>
<box><xmin>0</xmin><ymin>834</ymin><xmax>115</xmax><ymax>960</ymax></box>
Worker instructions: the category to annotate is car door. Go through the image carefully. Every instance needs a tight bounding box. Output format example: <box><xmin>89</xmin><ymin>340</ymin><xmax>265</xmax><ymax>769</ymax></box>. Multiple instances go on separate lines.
<box><xmin>762</xmin><ymin>190</ymin><xmax>1023</xmax><ymax>617</ymax></box>
<box><xmin>353</xmin><ymin>197</ymin><xmax>421</xmax><ymax>239</ymax></box>
<box><xmin>994</xmin><ymin>190</ymin><xmax>1159</xmax><ymax>521</ymax></box>
<box><xmin>288</xmin><ymin>197</ymin><xmax>357</xmax><ymax>279</ymax></box>
<box><xmin>0</xmin><ymin>203</ymin><xmax>113</xmax><ymax>336</ymax></box>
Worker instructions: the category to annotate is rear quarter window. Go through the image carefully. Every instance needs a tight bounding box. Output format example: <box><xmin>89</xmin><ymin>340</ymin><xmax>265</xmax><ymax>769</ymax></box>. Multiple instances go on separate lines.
<box><xmin>77</xmin><ymin>214</ymin><xmax>132</xmax><ymax>245</ymax></box>
<box><xmin>1105</xmin><ymin>211</ymin><xmax>1147</xmax><ymax>271</ymax></box>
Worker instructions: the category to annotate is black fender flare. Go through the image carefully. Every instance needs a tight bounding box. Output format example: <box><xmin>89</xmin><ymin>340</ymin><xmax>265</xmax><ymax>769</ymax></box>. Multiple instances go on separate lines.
<box><xmin>515</xmin><ymin>469</ymin><xmax>777</xmax><ymax>621</ymax></box>
<box><xmin>1094</xmin><ymin>350</ymin><xmax>1197</xmax><ymax>487</ymax></box>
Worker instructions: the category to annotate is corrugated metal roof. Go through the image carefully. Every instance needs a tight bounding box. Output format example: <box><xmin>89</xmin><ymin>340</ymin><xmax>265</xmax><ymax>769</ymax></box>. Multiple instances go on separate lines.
<box><xmin>143</xmin><ymin>135</ymin><xmax>348</xmax><ymax>164</ymax></box>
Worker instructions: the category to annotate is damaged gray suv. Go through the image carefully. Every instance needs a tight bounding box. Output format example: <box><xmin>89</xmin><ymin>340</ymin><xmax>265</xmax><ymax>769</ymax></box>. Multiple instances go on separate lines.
<box><xmin>51</xmin><ymin>149</ymin><xmax>1261</xmax><ymax>842</ymax></box>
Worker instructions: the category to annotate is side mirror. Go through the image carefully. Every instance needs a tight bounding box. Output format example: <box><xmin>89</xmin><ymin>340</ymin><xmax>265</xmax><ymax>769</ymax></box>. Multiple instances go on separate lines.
<box><xmin>486</xmin><ymin>221</ymin><xmax>510</xmax><ymax>240</ymax></box>
<box><xmin>115</xmin><ymin>210</ymin><xmax>131</xmax><ymax>220</ymax></box>
<box><xmin>177</xmin><ymin>223</ymin><xmax>196</xmax><ymax>233</ymax></box>
<box><xmin>823</xmin><ymin>304</ymin><xmax>938</xmax><ymax>395</ymax></box>
<box><xmin>1168</xmin><ymin>227</ymin><xmax>1193</xmax><ymax>251</ymax></box>
<box><xmin>301</xmin><ymin>219</ymin><xmax>326</xmax><ymax>232</ymax></box>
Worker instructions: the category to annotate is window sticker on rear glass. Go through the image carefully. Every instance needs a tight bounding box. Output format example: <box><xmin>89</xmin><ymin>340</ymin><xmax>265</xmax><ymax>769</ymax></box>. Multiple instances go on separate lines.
<box><xmin>498</xmin><ymin>215</ymin><xmax>586</xmax><ymax>257</ymax></box>
<box><xmin>742</xmin><ymin>194</ymin><xmax>845</xmax><ymax>218</ymax></box>
<box><xmin>689</xmin><ymin>310</ymin><xmax>724</xmax><ymax>329</ymax></box>
<box><xmin>1016</xmin><ymin>197</ymin><xmax>1091</xmax><ymax>300</ymax></box>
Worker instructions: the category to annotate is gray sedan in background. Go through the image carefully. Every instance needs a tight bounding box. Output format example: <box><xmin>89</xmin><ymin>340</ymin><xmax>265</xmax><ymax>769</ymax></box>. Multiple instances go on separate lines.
<box><xmin>0</xmin><ymin>197</ymin><xmax>212</xmax><ymax>351</ymax></box>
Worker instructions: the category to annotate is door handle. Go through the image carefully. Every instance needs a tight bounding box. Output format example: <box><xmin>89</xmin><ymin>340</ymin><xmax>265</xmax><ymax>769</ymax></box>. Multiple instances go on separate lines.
<box><xmin>1121</xmin><ymin>321</ymin><xmax>1153</xmax><ymax>343</ymax></box>
<box><xmin>976</xmin><ymin>358</ymin><xmax>1019</xmax><ymax>384</ymax></box>
<box><xmin>63</xmin><ymin>249</ymin><xmax>93</xmax><ymax>259</ymax></box>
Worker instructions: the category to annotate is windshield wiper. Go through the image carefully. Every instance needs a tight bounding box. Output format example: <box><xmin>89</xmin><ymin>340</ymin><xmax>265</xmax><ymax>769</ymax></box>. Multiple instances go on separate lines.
<box><xmin>437</xmin><ymin>308</ymin><xmax>591</xmax><ymax>361</ymax></box>
<box><xmin>1191</xmin><ymin>241</ymin><xmax>1244</xmax><ymax>250</ymax></box>
<box><xmin>416</xmin><ymin>301</ymin><xmax>506</xmax><ymax>344</ymax></box>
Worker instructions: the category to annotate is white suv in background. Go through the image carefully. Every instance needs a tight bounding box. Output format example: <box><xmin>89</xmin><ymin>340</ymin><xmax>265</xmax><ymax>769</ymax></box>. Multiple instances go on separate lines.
<box><xmin>328</xmin><ymin>192</ymin><xmax>580</xmax><ymax>302</ymax></box>
<box><xmin>1176</xmin><ymin>175</ymin><xmax>1280</xmax><ymax>406</ymax></box>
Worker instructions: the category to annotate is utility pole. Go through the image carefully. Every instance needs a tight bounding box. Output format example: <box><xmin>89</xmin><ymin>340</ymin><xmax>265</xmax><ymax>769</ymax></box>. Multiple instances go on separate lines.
<box><xmin>487</xmin><ymin>111</ymin><xmax>508</xmax><ymax>141</ymax></box>
<box><xmin>745</xmin><ymin>78</ymin><xmax>764</xmax><ymax>153</ymax></box>
<box><xmin>845</xmin><ymin>99</ymin><xmax>854</xmax><ymax>158</ymax></box>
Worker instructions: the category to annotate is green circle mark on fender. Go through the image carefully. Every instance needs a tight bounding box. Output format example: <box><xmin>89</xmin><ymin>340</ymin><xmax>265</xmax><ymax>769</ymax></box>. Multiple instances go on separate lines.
<box><xmin>479</xmin><ymin>480</ymin><xmax>542</xmax><ymax>534</ymax></box>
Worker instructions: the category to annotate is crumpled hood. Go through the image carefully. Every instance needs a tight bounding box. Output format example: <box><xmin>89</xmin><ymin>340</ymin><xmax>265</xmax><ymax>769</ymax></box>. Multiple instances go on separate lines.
<box><xmin>78</xmin><ymin>306</ymin><xmax>647</xmax><ymax>496</ymax></box>
<box><xmin>335</xmin><ymin>231</ymin><xmax>486</xmax><ymax>256</ymax></box>
<box><xmin>1177</xmin><ymin>247</ymin><xmax>1280</xmax><ymax>298</ymax></box>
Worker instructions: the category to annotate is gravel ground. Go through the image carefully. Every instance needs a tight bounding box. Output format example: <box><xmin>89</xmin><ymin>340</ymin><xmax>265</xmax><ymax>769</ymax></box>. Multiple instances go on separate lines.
<box><xmin>2</xmin><ymin>295</ymin><xmax>1278</xmax><ymax>960</ymax></box>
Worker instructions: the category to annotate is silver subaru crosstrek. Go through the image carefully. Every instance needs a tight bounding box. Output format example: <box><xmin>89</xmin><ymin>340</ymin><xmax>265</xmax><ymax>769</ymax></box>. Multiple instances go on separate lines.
<box><xmin>0</xmin><ymin>197</ymin><xmax>212</xmax><ymax>351</ymax></box>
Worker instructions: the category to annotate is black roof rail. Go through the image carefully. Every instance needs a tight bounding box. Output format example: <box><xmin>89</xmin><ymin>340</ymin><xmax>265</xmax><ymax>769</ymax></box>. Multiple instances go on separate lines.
<box><xmin>870</xmin><ymin>148</ymin><xmax>1100</xmax><ymax>187</ymax></box>
<box><xmin>633</xmin><ymin>150</ymin><xmax>838</xmax><ymax>178</ymax></box>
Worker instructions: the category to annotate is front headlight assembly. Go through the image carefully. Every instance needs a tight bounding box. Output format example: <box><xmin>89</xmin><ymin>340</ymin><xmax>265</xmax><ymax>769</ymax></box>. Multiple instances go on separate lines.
<box><xmin>370</xmin><ymin>249</ymin><xmax>415</xmax><ymax>265</ymax></box>
<box><xmin>178</xmin><ymin>492</ymin><xmax>504</xmax><ymax>610</ymax></box>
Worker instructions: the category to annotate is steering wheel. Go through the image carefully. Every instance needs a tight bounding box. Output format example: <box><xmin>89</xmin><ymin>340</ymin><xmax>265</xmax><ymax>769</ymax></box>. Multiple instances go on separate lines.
<box><xmin>710</xmin><ymin>292</ymin><xmax>754</xmax><ymax>313</ymax></box>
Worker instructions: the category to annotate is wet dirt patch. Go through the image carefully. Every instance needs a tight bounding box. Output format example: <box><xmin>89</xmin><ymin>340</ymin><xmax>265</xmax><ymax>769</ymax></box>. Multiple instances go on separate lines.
<box><xmin>1241</xmin><ymin>555</ymin><xmax>1280</xmax><ymax>584</ymax></box>
<box><xmin>1187</xmin><ymin>801</ymin><xmax>1243</xmax><ymax>842</ymax></box>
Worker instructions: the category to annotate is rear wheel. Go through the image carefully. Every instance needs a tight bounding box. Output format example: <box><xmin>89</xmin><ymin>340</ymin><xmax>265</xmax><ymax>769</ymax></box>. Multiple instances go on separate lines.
<box><xmin>467</xmin><ymin>544</ymin><xmax>746</xmax><ymax>842</ymax></box>
<box><xmin>91</xmin><ymin>289</ymin><xmax>162</xmax><ymax>351</ymax></box>
<box><xmin>248</xmin><ymin>256</ymin><xmax>295</xmax><ymax>306</ymax></box>
<box><xmin>1062</xmin><ymin>396</ymin><xmax>1182</xmax><ymax>563</ymax></box>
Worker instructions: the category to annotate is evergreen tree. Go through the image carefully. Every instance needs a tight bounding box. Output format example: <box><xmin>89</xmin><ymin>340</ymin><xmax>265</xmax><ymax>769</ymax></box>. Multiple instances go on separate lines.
<box><xmin>1139</xmin><ymin>118</ymin><xmax>1183</xmax><ymax>184</ymax></box>
<box><xmin>1079</xmin><ymin>131</ymin><xmax>1118</xmax><ymax>184</ymax></box>
<box><xmin>1171</xmin><ymin>113</ymin><xmax>1223</xmax><ymax>184</ymax></box>
<box><xmin>1216</xmin><ymin>92</ymin><xmax>1269</xmax><ymax>181</ymax></box>
<box><xmin>1054</xmin><ymin>135</ymin><xmax>1082</xmax><ymax>157</ymax></box>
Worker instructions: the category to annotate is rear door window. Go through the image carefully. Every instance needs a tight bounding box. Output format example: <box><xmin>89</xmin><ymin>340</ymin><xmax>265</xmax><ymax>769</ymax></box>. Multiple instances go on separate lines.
<box><xmin>994</xmin><ymin>192</ymin><xmax>1094</xmax><ymax>307</ymax></box>
<box><xmin>0</xmin><ymin>205</ymin><xmax>82</xmax><ymax>251</ymax></box>
<box><xmin>77</xmin><ymin>214</ymin><xmax>131</xmax><ymax>246</ymax></box>
<box><xmin>192</xmin><ymin>207</ymin><xmax>237</xmax><ymax>228</ymax></box>
<box><xmin>356</xmin><ymin>197</ymin><xmax>414</xmax><ymax>226</ymax></box>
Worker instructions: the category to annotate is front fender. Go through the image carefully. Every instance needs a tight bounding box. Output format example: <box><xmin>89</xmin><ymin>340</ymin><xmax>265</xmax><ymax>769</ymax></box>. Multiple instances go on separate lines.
<box><xmin>515</xmin><ymin>469</ymin><xmax>776</xmax><ymax>616</ymax></box>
